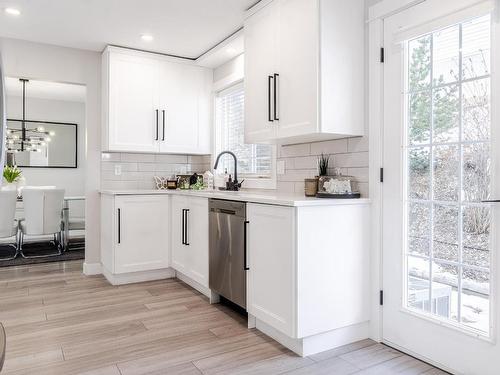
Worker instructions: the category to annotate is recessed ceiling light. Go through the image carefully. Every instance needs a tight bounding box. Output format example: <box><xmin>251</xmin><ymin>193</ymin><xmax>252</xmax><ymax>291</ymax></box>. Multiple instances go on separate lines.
<box><xmin>141</xmin><ymin>34</ymin><xmax>154</xmax><ymax>42</ymax></box>
<box><xmin>4</xmin><ymin>7</ymin><xmax>21</xmax><ymax>16</ymax></box>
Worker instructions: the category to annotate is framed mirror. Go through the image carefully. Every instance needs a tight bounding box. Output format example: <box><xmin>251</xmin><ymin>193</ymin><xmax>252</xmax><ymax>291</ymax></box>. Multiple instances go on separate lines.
<box><xmin>6</xmin><ymin>119</ymin><xmax>77</xmax><ymax>168</ymax></box>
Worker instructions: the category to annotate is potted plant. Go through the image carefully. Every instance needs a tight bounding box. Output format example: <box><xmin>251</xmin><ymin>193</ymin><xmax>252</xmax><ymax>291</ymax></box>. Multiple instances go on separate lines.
<box><xmin>2</xmin><ymin>166</ymin><xmax>22</xmax><ymax>191</ymax></box>
<box><xmin>318</xmin><ymin>153</ymin><xmax>330</xmax><ymax>177</ymax></box>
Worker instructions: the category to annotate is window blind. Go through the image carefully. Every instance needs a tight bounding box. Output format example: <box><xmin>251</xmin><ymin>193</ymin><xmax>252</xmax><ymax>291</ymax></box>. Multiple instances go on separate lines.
<box><xmin>215</xmin><ymin>83</ymin><xmax>273</xmax><ymax>178</ymax></box>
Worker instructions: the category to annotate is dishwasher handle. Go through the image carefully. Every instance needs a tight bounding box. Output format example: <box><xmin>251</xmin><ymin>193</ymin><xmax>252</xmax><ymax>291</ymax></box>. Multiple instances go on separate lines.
<box><xmin>244</xmin><ymin>220</ymin><xmax>249</xmax><ymax>271</ymax></box>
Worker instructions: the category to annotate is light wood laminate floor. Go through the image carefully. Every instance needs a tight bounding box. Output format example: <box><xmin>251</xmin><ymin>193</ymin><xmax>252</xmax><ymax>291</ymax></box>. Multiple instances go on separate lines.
<box><xmin>0</xmin><ymin>260</ymin><xmax>448</xmax><ymax>375</ymax></box>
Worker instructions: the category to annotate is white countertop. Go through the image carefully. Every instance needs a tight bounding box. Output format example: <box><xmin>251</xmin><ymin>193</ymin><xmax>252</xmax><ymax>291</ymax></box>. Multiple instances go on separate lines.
<box><xmin>100</xmin><ymin>189</ymin><xmax>370</xmax><ymax>207</ymax></box>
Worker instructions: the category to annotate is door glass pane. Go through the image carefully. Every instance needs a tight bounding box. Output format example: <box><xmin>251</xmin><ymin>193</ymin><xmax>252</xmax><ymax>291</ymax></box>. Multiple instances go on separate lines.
<box><xmin>461</xmin><ymin>268</ymin><xmax>490</xmax><ymax>331</ymax></box>
<box><xmin>463</xmin><ymin>79</ymin><xmax>490</xmax><ymax>141</ymax></box>
<box><xmin>463</xmin><ymin>142</ymin><xmax>490</xmax><ymax>202</ymax></box>
<box><xmin>433</xmin><ymin>204</ymin><xmax>458</xmax><ymax>262</ymax></box>
<box><xmin>408</xmin><ymin>147</ymin><xmax>430</xmax><ymax>199</ymax></box>
<box><xmin>433</xmin><ymin>85</ymin><xmax>459</xmax><ymax>143</ymax></box>
<box><xmin>433</xmin><ymin>25</ymin><xmax>459</xmax><ymax>85</ymax></box>
<box><xmin>408</xmin><ymin>202</ymin><xmax>431</xmax><ymax>257</ymax></box>
<box><xmin>433</xmin><ymin>145</ymin><xmax>459</xmax><ymax>201</ymax></box>
<box><xmin>409</xmin><ymin>36</ymin><xmax>431</xmax><ymax>91</ymax></box>
<box><xmin>408</xmin><ymin>256</ymin><xmax>430</xmax><ymax>313</ymax></box>
<box><xmin>432</xmin><ymin>261</ymin><xmax>458</xmax><ymax>322</ymax></box>
<box><xmin>462</xmin><ymin>206</ymin><xmax>490</xmax><ymax>268</ymax></box>
<box><xmin>405</xmin><ymin>14</ymin><xmax>491</xmax><ymax>335</ymax></box>
<box><xmin>462</xmin><ymin>15</ymin><xmax>491</xmax><ymax>80</ymax></box>
<box><xmin>409</xmin><ymin>91</ymin><xmax>431</xmax><ymax>144</ymax></box>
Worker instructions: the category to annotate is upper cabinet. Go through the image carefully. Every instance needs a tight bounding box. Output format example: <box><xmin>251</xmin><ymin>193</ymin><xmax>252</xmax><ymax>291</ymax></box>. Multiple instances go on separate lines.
<box><xmin>102</xmin><ymin>46</ymin><xmax>212</xmax><ymax>154</ymax></box>
<box><xmin>244</xmin><ymin>0</ymin><xmax>365</xmax><ymax>145</ymax></box>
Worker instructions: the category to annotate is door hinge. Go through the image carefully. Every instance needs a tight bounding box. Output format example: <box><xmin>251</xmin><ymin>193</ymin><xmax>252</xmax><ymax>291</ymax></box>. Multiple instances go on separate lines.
<box><xmin>380</xmin><ymin>47</ymin><xmax>385</xmax><ymax>63</ymax></box>
<box><xmin>380</xmin><ymin>168</ymin><xmax>384</xmax><ymax>183</ymax></box>
<box><xmin>379</xmin><ymin>290</ymin><xmax>384</xmax><ymax>306</ymax></box>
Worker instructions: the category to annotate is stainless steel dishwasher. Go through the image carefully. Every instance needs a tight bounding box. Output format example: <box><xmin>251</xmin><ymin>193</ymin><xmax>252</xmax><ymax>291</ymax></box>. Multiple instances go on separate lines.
<box><xmin>209</xmin><ymin>199</ymin><xmax>248</xmax><ymax>309</ymax></box>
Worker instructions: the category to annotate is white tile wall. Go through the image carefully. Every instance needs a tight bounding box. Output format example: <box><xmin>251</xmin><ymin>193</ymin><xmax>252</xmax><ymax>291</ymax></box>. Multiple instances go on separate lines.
<box><xmin>101</xmin><ymin>136</ymin><xmax>369</xmax><ymax>195</ymax></box>
<box><xmin>277</xmin><ymin>136</ymin><xmax>369</xmax><ymax>197</ymax></box>
<box><xmin>101</xmin><ymin>153</ymin><xmax>211</xmax><ymax>190</ymax></box>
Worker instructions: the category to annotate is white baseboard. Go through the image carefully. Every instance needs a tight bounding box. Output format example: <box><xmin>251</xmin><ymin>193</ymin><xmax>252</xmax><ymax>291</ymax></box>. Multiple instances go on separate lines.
<box><xmin>302</xmin><ymin>321</ymin><xmax>370</xmax><ymax>356</ymax></box>
<box><xmin>102</xmin><ymin>266</ymin><xmax>175</xmax><ymax>285</ymax></box>
<box><xmin>255</xmin><ymin>319</ymin><xmax>370</xmax><ymax>357</ymax></box>
<box><xmin>175</xmin><ymin>271</ymin><xmax>211</xmax><ymax>299</ymax></box>
<box><xmin>83</xmin><ymin>262</ymin><xmax>102</xmax><ymax>275</ymax></box>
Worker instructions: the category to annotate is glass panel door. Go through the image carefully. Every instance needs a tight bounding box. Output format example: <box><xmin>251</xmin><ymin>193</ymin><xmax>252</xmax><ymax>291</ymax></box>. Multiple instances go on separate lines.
<box><xmin>405</xmin><ymin>14</ymin><xmax>491</xmax><ymax>335</ymax></box>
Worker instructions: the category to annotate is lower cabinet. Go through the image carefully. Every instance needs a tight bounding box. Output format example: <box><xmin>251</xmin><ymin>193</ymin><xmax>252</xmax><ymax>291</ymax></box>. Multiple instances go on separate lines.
<box><xmin>246</xmin><ymin>202</ymin><xmax>370</xmax><ymax>343</ymax></box>
<box><xmin>171</xmin><ymin>195</ymin><xmax>209</xmax><ymax>287</ymax></box>
<box><xmin>101</xmin><ymin>194</ymin><xmax>170</xmax><ymax>275</ymax></box>
<box><xmin>246</xmin><ymin>203</ymin><xmax>296</xmax><ymax>337</ymax></box>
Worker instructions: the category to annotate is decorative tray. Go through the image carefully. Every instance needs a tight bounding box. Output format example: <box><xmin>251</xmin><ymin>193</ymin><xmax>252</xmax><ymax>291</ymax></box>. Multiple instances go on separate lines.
<box><xmin>316</xmin><ymin>192</ymin><xmax>361</xmax><ymax>199</ymax></box>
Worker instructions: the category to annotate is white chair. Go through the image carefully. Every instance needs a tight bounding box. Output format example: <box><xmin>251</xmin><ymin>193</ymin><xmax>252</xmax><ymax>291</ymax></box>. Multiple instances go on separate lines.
<box><xmin>19</xmin><ymin>187</ymin><xmax>65</xmax><ymax>258</ymax></box>
<box><xmin>0</xmin><ymin>189</ymin><xmax>19</xmax><ymax>260</ymax></box>
<box><xmin>62</xmin><ymin>217</ymin><xmax>85</xmax><ymax>251</ymax></box>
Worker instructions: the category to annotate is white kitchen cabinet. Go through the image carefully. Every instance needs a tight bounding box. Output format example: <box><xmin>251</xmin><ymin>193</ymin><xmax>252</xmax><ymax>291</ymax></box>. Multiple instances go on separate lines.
<box><xmin>244</xmin><ymin>0</ymin><xmax>365</xmax><ymax>144</ymax></box>
<box><xmin>247</xmin><ymin>203</ymin><xmax>296</xmax><ymax>337</ymax></box>
<box><xmin>246</xmin><ymin>201</ymin><xmax>370</xmax><ymax>355</ymax></box>
<box><xmin>100</xmin><ymin>195</ymin><xmax>170</xmax><ymax>276</ymax></box>
<box><xmin>104</xmin><ymin>51</ymin><xmax>160</xmax><ymax>152</ymax></box>
<box><xmin>244</xmin><ymin>0</ymin><xmax>279</xmax><ymax>143</ymax></box>
<box><xmin>171</xmin><ymin>195</ymin><xmax>209</xmax><ymax>287</ymax></box>
<box><xmin>102</xmin><ymin>46</ymin><xmax>212</xmax><ymax>154</ymax></box>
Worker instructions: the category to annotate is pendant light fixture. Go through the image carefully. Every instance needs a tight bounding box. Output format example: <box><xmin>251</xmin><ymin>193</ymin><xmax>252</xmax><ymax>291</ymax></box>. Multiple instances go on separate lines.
<box><xmin>6</xmin><ymin>79</ymin><xmax>55</xmax><ymax>153</ymax></box>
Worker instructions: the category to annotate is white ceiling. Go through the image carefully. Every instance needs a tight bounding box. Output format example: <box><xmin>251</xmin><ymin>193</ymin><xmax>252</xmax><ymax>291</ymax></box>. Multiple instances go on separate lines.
<box><xmin>5</xmin><ymin>77</ymin><xmax>86</xmax><ymax>102</ymax></box>
<box><xmin>0</xmin><ymin>0</ymin><xmax>257</xmax><ymax>59</ymax></box>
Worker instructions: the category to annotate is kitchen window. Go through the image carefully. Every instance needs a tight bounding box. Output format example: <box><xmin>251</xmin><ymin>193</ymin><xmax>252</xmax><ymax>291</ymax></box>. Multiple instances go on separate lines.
<box><xmin>214</xmin><ymin>82</ymin><xmax>276</xmax><ymax>189</ymax></box>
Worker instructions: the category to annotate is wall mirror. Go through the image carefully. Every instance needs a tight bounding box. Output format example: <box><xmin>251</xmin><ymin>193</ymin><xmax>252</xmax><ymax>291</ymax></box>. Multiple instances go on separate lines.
<box><xmin>5</xmin><ymin>78</ymin><xmax>85</xmax><ymax>168</ymax></box>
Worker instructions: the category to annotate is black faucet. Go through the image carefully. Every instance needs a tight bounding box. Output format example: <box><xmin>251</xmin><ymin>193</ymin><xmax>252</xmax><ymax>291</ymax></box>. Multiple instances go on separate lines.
<box><xmin>213</xmin><ymin>151</ymin><xmax>243</xmax><ymax>191</ymax></box>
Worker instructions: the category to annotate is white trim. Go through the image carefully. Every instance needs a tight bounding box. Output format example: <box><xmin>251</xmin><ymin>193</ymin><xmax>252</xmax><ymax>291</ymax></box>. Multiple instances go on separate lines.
<box><xmin>383</xmin><ymin>339</ymin><xmax>456</xmax><ymax>374</ymax></box>
<box><xmin>368</xmin><ymin>0</ymin><xmax>426</xmax><ymax>22</ymax></box>
<box><xmin>368</xmin><ymin>17</ymin><xmax>385</xmax><ymax>343</ymax></box>
<box><xmin>102</xmin><ymin>266</ymin><xmax>175</xmax><ymax>285</ymax></box>
<box><xmin>83</xmin><ymin>262</ymin><xmax>102</xmax><ymax>275</ymax></box>
<box><xmin>392</xmin><ymin>0</ymin><xmax>494</xmax><ymax>43</ymax></box>
<box><xmin>175</xmin><ymin>270</ymin><xmax>212</xmax><ymax>299</ymax></box>
<box><xmin>255</xmin><ymin>318</ymin><xmax>370</xmax><ymax>357</ymax></box>
<box><xmin>368</xmin><ymin>0</ymin><xmax>494</xmax><ymax>22</ymax></box>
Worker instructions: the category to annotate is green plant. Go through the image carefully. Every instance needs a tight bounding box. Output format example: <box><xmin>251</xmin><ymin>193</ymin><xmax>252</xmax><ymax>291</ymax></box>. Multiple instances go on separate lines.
<box><xmin>317</xmin><ymin>153</ymin><xmax>330</xmax><ymax>176</ymax></box>
<box><xmin>3</xmin><ymin>165</ymin><xmax>22</xmax><ymax>183</ymax></box>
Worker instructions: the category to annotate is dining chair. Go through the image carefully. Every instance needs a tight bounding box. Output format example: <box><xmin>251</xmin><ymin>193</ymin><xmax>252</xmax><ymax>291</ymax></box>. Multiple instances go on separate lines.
<box><xmin>0</xmin><ymin>322</ymin><xmax>5</xmax><ymax>372</ymax></box>
<box><xmin>62</xmin><ymin>217</ymin><xmax>85</xmax><ymax>251</ymax></box>
<box><xmin>19</xmin><ymin>187</ymin><xmax>65</xmax><ymax>258</ymax></box>
<box><xmin>0</xmin><ymin>189</ymin><xmax>19</xmax><ymax>260</ymax></box>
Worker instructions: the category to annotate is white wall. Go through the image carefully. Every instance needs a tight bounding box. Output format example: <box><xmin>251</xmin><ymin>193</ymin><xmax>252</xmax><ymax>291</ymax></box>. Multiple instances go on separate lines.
<box><xmin>0</xmin><ymin>37</ymin><xmax>101</xmax><ymax>267</ymax></box>
<box><xmin>6</xmin><ymin>95</ymin><xmax>86</xmax><ymax>216</ymax></box>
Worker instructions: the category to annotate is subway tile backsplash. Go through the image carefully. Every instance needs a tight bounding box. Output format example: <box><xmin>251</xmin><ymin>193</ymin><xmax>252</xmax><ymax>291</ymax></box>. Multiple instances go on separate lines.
<box><xmin>101</xmin><ymin>135</ymin><xmax>368</xmax><ymax>196</ymax></box>
<box><xmin>101</xmin><ymin>153</ymin><xmax>211</xmax><ymax>190</ymax></box>
<box><xmin>276</xmin><ymin>136</ymin><xmax>369</xmax><ymax>197</ymax></box>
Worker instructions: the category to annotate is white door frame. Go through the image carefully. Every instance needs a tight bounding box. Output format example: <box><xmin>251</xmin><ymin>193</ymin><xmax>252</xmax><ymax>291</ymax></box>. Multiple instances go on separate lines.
<box><xmin>368</xmin><ymin>0</ymin><xmax>500</xmax><ymax>369</ymax></box>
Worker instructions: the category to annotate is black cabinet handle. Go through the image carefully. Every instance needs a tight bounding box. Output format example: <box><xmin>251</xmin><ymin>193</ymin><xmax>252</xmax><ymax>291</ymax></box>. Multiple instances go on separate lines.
<box><xmin>162</xmin><ymin>109</ymin><xmax>166</xmax><ymax>141</ymax></box>
<box><xmin>155</xmin><ymin>109</ymin><xmax>159</xmax><ymax>140</ymax></box>
<box><xmin>482</xmin><ymin>200</ymin><xmax>500</xmax><ymax>203</ymax></box>
<box><xmin>244</xmin><ymin>220</ymin><xmax>249</xmax><ymax>270</ymax></box>
<box><xmin>273</xmin><ymin>73</ymin><xmax>279</xmax><ymax>121</ymax></box>
<box><xmin>185</xmin><ymin>209</ymin><xmax>190</xmax><ymax>246</ymax></box>
<box><xmin>181</xmin><ymin>209</ymin><xmax>185</xmax><ymax>245</ymax></box>
<box><xmin>117</xmin><ymin>208</ymin><xmax>121</xmax><ymax>244</ymax></box>
<box><xmin>268</xmin><ymin>75</ymin><xmax>274</xmax><ymax>122</ymax></box>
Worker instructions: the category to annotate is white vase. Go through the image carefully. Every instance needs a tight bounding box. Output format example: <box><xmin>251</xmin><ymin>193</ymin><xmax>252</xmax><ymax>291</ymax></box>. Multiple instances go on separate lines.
<box><xmin>1</xmin><ymin>181</ymin><xmax>18</xmax><ymax>192</ymax></box>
